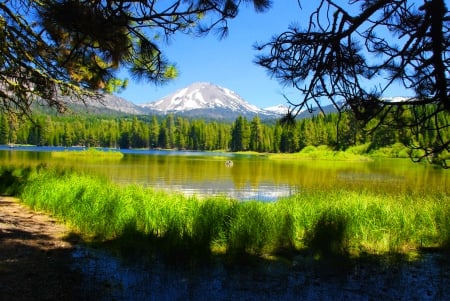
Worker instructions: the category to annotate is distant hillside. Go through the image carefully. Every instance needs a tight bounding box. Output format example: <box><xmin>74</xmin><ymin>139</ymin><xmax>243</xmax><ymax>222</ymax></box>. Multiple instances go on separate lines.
<box><xmin>84</xmin><ymin>94</ymin><xmax>149</xmax><ymax>115</ymax></box>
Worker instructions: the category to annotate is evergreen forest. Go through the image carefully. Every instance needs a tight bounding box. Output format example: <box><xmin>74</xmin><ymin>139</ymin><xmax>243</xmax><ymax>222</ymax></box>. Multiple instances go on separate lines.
<box><xmin>0</xmin><ymin>106</ymin><xmax>448</xmax><ymax>157</ymax></box>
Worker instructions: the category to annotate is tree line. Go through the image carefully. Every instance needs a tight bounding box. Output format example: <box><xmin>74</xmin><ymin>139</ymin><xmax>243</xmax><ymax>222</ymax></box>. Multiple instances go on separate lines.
<box><xmin>1</xmin><ymin>106</ymin><xmax>447</xmax><ymax>156</ymax></box>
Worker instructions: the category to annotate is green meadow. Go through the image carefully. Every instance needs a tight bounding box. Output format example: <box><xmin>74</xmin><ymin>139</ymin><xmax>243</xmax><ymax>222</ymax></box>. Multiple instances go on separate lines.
<box><xmin>1</xmin><ymin>164</ymin><xmax>449</xmax><ymax>262</ymax></box>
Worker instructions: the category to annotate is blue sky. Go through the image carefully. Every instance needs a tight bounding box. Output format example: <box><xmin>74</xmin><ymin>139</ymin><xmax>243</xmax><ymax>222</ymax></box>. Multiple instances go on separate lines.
<box><xmin>116</xmin><ymin>2</ymin><xmax>308</xmax><ymax>108</ymax></box>
<box><xmin>116</xmin><ymin>1</ymin><xmax>412</xmax><ymax>108</ymax></box>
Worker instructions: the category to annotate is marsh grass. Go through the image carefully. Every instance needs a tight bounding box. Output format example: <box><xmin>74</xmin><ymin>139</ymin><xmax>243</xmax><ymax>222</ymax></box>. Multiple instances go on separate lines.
<box><xmin>50</xmin><ymin>148</ymin><xmax>124</xmax><ymax>160</ymax></box>
<box><xmin>3</xmin><ymin>166</ymin><xmax>448</xmax><ymax>261</ymax></box>
<box><xmin>268</xmin><ymin>145</ymin><xmax>371</xmax><ymax>161</ymax></box>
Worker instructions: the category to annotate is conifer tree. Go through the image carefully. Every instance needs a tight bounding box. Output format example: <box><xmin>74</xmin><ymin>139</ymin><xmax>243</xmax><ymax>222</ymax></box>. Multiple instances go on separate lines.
<box><xmin>256</xmin><ymin>0</ymin><xmax>449</xmax><ymax>164</ymax></box>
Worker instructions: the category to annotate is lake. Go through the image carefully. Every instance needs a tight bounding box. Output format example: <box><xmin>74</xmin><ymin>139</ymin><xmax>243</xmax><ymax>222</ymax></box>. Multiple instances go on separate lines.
<box><xmin>1</xmin><ymin>146</ymin><xmax>448</xmax><ymax>201</ymax></box>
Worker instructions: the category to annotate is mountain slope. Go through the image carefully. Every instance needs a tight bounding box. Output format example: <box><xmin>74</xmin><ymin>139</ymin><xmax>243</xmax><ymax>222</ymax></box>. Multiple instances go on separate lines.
<box><xmin>139</xmin><ymin>82</ymin><xmax>280</xmax><ymax>120</ymax></box>
<box><xmin>61</xmin><ymin>93</ymin><xmax>149</xmax><ymax>115</ymax></box>
<box><xmin>87</xmin><ymin>94</ymin><xmax>148</xmax><ymax>115</ymax></box>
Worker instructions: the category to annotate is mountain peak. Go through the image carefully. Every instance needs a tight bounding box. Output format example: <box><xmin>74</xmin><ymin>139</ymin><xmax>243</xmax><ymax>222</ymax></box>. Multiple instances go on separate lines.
<box><xmin>139</xmin><ymin>82</ymin><xmax>271</xmax><ymax>120</ymax></box>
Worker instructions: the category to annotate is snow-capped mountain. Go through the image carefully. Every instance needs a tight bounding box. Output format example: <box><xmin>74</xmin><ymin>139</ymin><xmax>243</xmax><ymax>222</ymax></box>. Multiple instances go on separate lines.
<box><xmin>263</xmin><ymin>104</ymin><xmax>290</xmax><ymax>115</ymax></box>
<box><xmin>141</xmin><ymin>82</ymin><xmax>260</xmax><ymax>113</ymax></box>
<box><xmin>140</xmin><ymin>82</ymin><xmax>280</xmax><ymax>120</ymax></box>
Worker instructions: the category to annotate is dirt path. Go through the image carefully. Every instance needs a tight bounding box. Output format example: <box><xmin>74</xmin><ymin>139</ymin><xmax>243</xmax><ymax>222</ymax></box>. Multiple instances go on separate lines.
<box><xmin>0</xmin><ymin>197</ymin><xmax>87</xmax><ymax>301</ymax></box>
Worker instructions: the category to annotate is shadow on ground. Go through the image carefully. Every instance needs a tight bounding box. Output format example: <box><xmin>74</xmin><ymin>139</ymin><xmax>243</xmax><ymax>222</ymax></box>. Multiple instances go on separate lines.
<box><xmin>0</xmin><ymin>198</ymin><xmax>101</xmax><ymax>301</ymax></box>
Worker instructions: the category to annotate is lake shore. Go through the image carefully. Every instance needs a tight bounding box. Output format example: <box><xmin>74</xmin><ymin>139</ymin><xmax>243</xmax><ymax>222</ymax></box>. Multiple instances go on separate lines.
<box><xmin>1</xmin><ymin>196</ymin><xmax>449</xmax><ymax>300</ymax></box>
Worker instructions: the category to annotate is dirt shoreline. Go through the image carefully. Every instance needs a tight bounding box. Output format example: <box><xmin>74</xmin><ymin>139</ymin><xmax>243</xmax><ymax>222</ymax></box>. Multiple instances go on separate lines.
<box><xmin>0</xmin><ymin>197</ymin><xmax>89</xmax><ymax>301</ymax></box>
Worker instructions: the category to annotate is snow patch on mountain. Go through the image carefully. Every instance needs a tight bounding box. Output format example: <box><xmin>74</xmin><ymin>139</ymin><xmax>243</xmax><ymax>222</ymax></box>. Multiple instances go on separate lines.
<box><xmin>382</xmin><ymin>96</ymin><xmax>414</xmax><ymax>103</ymax></box>
<box><xmin>140</xmin><ymin>82</ymin><xmax>269</xmax><ymax>118</ymax></box>
<box><xmin>264</xmin><ymin>104</ymin><xmax>290</xmax><ymax>115</ymax></box>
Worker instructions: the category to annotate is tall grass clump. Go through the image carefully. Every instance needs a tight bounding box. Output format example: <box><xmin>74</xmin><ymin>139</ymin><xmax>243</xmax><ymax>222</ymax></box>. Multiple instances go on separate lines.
<box><xmin>226</xmin><ymin>201</ymin><xmax>295</xmax><ymax>256</ymax></box>
<box><xmin>191</xmin><ymin>198</ymin><xmax>238</xmax><ymax>255</ymax></box>
<box><xmin>13</xmin><ymin>166</ymin><xmax>450</xmax><ymax>261</ymax></box>
<box><xmin>277</xmin><ymin>190</ymin><xmax>450</xmax><ymax>257</ymax></box>
<box><xmin>21</xmin><ymin>168</ymin><xmax>123</xmax><ymax>238</ymax></box>
<box><xmin>50</xmin><ymin>148</ymin><xmax>124</xmax><ymax>160</ymax></box>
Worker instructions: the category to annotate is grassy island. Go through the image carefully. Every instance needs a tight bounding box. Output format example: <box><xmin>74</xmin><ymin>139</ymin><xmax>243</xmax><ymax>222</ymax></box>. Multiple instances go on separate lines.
<box><xmin>50</xmin><ymin>148</ymin><xmax>124</xmax><ymax>160</ymax></box>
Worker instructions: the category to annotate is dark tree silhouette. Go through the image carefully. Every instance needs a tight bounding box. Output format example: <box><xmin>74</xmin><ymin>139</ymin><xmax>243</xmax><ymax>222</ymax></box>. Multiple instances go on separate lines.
<box><xmin>0</xmin><ymin>0</ymin><xmax>270</xmax><ymax>116</ymax></box>
<box><xmin>256</xmin><ymin>0</ymin><xmax>449</xmax><ymax>166</ymax></box>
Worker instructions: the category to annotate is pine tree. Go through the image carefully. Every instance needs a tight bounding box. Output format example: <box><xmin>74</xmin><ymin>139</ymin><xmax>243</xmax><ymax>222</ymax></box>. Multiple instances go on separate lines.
<box><xmin>0</xmin><ymin>113</ymin><xmax>9</xmax><ymax>145</ymax></box>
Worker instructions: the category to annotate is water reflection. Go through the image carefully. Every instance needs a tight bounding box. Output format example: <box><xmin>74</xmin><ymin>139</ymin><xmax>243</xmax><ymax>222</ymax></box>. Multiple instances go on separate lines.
<box><xmin>172</xmin><ymin>184</ymin><xmax>298</xmax><ymax>201</ymax></box>
<box><xmin>0</xmin><ymin>146</ymin><xmax>448</xmax><ymax>200</ymax></box>
<box><xmin>72</xmin><ymin>245</ymin><xmax>450</xmax><ymax>301</ymax></box>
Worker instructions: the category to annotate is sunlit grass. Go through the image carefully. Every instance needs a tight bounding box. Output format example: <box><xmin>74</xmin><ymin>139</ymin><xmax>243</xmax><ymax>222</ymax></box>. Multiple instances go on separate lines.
<box><xmin>50</xmin><ymin>148</ymin><xmax>124</xmax><ymax>160</ymax></box>
<box><xmin>283</xmin><ymin>190</ymin><xmax>450</xmax><ymax>255</ymax></box>
<box><xmin>268</xmin><ymin>145</ymin><xmax>372</xmax><ymax>161</ymax></box>
<box><xmin>6</xmin><ymin>165</ymin><xmax>447</xmax><ymax>261</ymax></box>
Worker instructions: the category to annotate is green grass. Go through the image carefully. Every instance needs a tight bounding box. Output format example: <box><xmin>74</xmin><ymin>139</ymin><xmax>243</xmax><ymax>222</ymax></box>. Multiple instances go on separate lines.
<box><xmin>1</xmin><ymin>166</ymin><xmax>449</xmax><ymax>261</ymax></box>
<box><xmin>268</xmin><ymin>145</ymin><xmax>372</xmax><ymax>161</ymax></box>
<box><xmin>50</xmin><ymin>148</ymin><xmax>124</xmax><ymax>160</ymax></box>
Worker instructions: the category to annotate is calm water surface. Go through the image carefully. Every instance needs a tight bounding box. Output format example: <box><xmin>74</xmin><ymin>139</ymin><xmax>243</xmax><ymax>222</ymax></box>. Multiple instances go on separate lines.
<box><xmin>1</xmin><ymin>146</ymin><xmax>448</xmax><ymax>200</ymax></box>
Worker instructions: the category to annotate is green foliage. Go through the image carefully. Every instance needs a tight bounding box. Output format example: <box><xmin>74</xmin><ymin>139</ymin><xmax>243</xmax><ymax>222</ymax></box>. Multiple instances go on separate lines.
<box><xmin>368</xmin><ymin>143</ymin><xmax>411</xmax><ymax>158</ymax></box>
<box><xmin>104</xmin><ymin>79</ymin><xmax>128</xmax><ymax>94</ymax></box>
<box><xmin>230</xmin><ymin>116</ymin><xmax>250</xmax><ymax>151</ymax></box>
<box><xmin>346</xmin><ymin>143</ymin><xmax>370</xmax><ymax>155</ymax></box>
<box><xmin>0</xmin><ymin>113</ymin><xmax>9</xmax><ymax>144</ymax></box>
<box><xmin>163</xmin><ymin>65</ymin><xmax>178</xmax><ymax>79</ymax></box>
